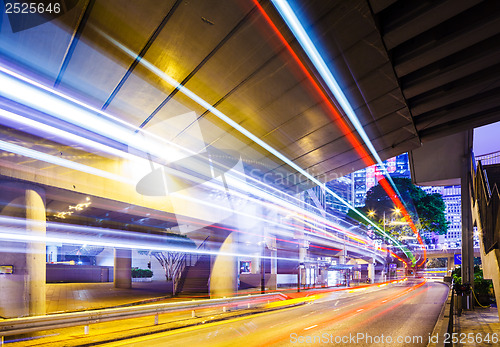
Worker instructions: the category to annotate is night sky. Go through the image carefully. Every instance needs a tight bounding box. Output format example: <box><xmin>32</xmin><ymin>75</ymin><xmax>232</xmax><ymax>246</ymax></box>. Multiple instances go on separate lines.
<box><xmin>473</xmin><ymin>121</ymin><xmax>500</xmax><ymax>155</ymax></box>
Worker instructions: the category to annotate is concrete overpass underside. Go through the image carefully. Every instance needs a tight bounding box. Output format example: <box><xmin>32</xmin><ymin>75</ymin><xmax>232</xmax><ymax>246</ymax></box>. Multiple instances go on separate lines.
<box><xmin>1</xmin><ymin>0</ymin><xmax>500</xmax><ymax>319</ymax></box>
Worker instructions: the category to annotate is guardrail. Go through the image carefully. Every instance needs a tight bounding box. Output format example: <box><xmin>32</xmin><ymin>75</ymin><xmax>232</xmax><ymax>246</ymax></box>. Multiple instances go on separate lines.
<box><xmin>428</xmin><ymin>280</ymin><xmax>454</xmax><ymax>347</ymax></box>
<box><xmin>475</xmin><ymin>151</ymin><xmax>500</xmax><ymax>166</ymax></box>
<box><xmin>0</xmin><ymin>293</ymin><xmax>288</xmax><ymax>340</ymax></box>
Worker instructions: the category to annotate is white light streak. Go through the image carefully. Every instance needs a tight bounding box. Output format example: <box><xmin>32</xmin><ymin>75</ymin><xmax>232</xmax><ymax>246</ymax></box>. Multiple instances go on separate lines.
<box><xmin>0</xmin><ymin>109</ymin><xmax>135</xmax><ymax>160</ymax></box>
<box><xmin>0</xmin><ymin>139</ymin><xmax>132</xmax><ymax>183</ymax></box>
<box><xmin>97</xmin><ymin>31</ymin><xmax>405</xmax><ymax>250</ymax></box>
<box><xmin>270</xmin><ymin>0</ymin><xmax>415</xmax><ymax>254</ymax></box>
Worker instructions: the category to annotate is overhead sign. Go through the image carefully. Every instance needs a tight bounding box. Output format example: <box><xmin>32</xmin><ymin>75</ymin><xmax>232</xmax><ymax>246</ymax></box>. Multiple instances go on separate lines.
<box><xmin>454</xmin><ymin>254</ymin><xmax>462</xmax><ymax>265</ymax></box>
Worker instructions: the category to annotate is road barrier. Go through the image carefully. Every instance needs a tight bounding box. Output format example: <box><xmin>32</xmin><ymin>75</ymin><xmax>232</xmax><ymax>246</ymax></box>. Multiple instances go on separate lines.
<box><xmin>0</xmin><ymin>292</ymin><xmax>287</xmax><ymax>340</ymax></box>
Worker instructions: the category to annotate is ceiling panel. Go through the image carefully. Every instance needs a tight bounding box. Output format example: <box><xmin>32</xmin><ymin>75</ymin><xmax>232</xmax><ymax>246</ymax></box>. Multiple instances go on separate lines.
<box><xmin>2</xmin><ymin>0</ymin><xmax>500</xmax><ymax>191</ymax></box>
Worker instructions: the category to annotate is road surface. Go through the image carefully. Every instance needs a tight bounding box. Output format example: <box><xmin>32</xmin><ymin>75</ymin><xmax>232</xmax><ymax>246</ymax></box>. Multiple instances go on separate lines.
<box><xmin>100</xmin><ymin>279</ymin><xmax>449</xmax><ymax>346</ymax></box>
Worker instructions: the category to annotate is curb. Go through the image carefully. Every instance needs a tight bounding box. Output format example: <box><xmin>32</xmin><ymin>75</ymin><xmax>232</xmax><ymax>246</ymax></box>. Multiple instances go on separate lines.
<box><xmin>12</xmin><ymin>302</ymin><xmax>306</xmax><ymax>346</ymax></box>
<box><xmin>427</xmin><ymin>282</ymin><xmax>452</xmax><ymax>347</ymax></box>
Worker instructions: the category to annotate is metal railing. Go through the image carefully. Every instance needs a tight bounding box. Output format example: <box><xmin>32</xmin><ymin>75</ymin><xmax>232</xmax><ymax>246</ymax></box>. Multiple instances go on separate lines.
<box><xmin>186</xmin><ymin>235</ymin><xmax>210</xmax><ymax>267</ymax></box>
<box><xmin>0</xmin><ymin>293</ymin><xmax>288</xmax><ymax>339</ymax></box>
<box><xmin>177</xmin><ymin>235</ymin><xmax>212</xmax><ymax>294</ymax></box>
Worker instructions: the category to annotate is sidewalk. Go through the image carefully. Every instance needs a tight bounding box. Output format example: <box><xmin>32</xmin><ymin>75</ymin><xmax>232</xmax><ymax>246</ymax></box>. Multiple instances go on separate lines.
<box><xmin>44</xmin><ymin>282</ymin><xmax>315</xmax><ymax>314</ymax></box>
<box><xmin>456</xmin><ymin>305</ymin><xmax>500</xmax><ymax>346</ymax></box>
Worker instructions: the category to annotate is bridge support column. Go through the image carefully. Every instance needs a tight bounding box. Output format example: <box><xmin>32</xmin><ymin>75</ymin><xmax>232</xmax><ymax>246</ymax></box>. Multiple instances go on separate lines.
<box><xmin>368</xmin><ymin>258</ymin><xmax>375</xmax><ymax>284</ymax></box>
<box><xmin>447</xmin><ymin>255</ymin><xmax>454</xmax><ymax>273</ymax></box>
<box><xmin>47</xmin><ymin>245</ymin><xmax>58</xmax><ymax>263</ymax></box>
<box><xmin>114</xmin><ymin>249</ymin><xmax>132</xmax><ymax>289</ymax></box>
<box><xmin>298</xmin><ymin>244</ymin><xmax>307</xmax><ymax>290</ymax></box>
<box><xmin>210</xmin><ymin>231</ymin><xmax>238</xmax><ymax>298</ymax></box>
<box><xmin>0</xmin><ymin>182</ymin><xmax>46</xmax><ymax>318</ymax></box>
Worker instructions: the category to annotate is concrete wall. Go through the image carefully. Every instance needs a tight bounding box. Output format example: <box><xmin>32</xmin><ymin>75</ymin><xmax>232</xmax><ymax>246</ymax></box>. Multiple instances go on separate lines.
<box><xmin>478</xmin><ymin>247</ymin><xmax>500</xmax><ymax>318</ymax></box>
<box><xmin>0</xmin><ymin>182</ymin><xmax>46</xmax><ymax>318</ymax></box>
<box><xmin>471</xmin><ymin>193</ymin><xmax>500</xmax><ymax>318</ymax></box>
<box><xmin>277</xmin><ymin>274</ymin><xmax>298</xmax><ymax>287</ymax></box>
<box><xmin>96</xmin><ymin>248</ymin><xmax>166</xmax><ymax>281</ymax></box>
<box><xmin>46</xmin><ymin>264</ymin><xmax>113</xmax><ymax>283</ymax></box>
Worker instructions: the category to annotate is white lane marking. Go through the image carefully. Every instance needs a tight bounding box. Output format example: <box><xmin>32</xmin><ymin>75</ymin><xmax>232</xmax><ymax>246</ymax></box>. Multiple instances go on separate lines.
<box><xmin>356</xmin><ymin>309</ymin><xmax>364</xmax><ymax>312</ymax></box>
<box><xmin>304</xmin><ymin>325</ymin><xmax>318</xmax><ymax>330</ymax></box>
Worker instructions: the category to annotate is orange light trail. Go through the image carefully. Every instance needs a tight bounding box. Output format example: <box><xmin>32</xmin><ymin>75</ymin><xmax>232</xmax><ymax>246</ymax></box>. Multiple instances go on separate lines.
<box><xmin>252</xmin><ymin>0</ymin><xmax>425</xmax><ymax>265</ymax></box>
<box><xmin>263</xmin><ymin>279</ymin><xmax>427</xmax><ymax>345</ymax></box>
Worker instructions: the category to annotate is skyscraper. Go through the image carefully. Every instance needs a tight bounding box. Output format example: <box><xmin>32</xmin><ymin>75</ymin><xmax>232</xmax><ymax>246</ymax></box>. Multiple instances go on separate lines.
<box><xmin>351</xmin><ymin>153</ymin><xmax>411</xmax><ymax>207</ymax></box>
<box><xmin>421</xmin><ymin>185</ymin><xmax>462</xmax><ymax>247</ymax></box>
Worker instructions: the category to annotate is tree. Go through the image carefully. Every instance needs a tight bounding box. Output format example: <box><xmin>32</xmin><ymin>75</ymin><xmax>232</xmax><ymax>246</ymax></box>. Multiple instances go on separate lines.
<box><xmin>415</xmin><ymin>193</ymin><xmax>448</xmax><ymax>234</ymax></box>
<box><xmin>348</xmin><ymin>178</ymin><xmax>448</xmax><ymax>238</ymax></box>
<box><xmin>138</xmin><ymin>233</ymin><xmax>196</xmax><ymax>294</ymax></box>
<box><xmin>152</xmin><ymin>251</ymin><xmax>185</xmax><ymax>281</ymax></box>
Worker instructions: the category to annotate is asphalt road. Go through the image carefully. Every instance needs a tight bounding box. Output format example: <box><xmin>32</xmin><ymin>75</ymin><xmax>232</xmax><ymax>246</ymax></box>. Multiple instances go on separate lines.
<box><xmin>101</xmin><ymin>279</ymin><xmax>449</xmax><ymax>347</ymax></box>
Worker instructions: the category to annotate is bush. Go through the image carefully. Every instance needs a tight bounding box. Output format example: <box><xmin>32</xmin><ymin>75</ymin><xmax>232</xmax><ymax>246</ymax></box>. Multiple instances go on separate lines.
<box><xmin>131</xmin><ymin>268</ymin><xmax>153</xmax><ymax>278</ymax></box>
<box><xmin>452</xmin><ymin>265</ymin><xmax>493</xmax><ymax>296</ymax></box>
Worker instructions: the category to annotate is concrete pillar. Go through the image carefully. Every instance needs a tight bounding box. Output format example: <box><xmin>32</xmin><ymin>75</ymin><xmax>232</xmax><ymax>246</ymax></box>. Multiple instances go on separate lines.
<box><xmin>299</xmin><ymin>246</ymin><xmax>307</xmax><ymax>262</ymax></box>
<box><xmin>368</xmin><ymin>258</ymin><xmax>375</xmax><ymax>284</ymax></box>
<box><xmin>461</xmin><ymin>137</ymin><xmax>474</xmax><ymax>309</ymax></box>
<box><xmin>114</xmin><ymin>249</ymin><xmax>132</xmax><ymax>289</ymax></box>
<box><xmin>339</xmin><ymin>239</ymin><xmax>347</xmax><ymax>265</ymax></box>
<box><xmin>270</xmin><ymin>249</ymin><xmax>277</xmax><ymax>275</ymax></box>
<box><xmin>0</xmin><ymin>182</ymin><xmax>46</xmax><ymax>318</ymax></box>
<box><xmin>210</xmin><ymin>232</ymin><xmax>238</xmax><ymax>298</ymax></box>
<box><xmin>270</xmin><ymin>248</ymin><xmax>278</xmax><ymax>290</ymax></box>
<box><xmin>447</xmin><ymin>255</ymin><xmax>454</xmax><ymax>273</ymax></box>
<box><xmin>251</xmin><ymin>252</ymin><xmax>260</xmax><ymax>274</ymax></box>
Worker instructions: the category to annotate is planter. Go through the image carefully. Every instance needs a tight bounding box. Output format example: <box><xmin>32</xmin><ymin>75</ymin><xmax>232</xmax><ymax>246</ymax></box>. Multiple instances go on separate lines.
<box><xmin>132</xmin><ymin>277</ymin><xmax>153</xmax><ymax>282</ymax></box>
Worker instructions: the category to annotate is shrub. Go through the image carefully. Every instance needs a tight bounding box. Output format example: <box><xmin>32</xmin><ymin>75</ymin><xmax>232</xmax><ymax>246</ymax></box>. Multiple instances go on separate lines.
<box><xmin>131</xmin><ymin>268</ymin><xmax>153</xmax><ymax>278</ymax></box>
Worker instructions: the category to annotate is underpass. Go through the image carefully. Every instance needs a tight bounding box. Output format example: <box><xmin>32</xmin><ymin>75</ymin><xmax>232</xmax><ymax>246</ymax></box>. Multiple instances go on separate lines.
<box><xmin>1</xmin><ymin>0</ymin><xmax>500</xmax><ymax>344</ymax></box>
<box><xmin>89</xmin><ymin>279</ymin><xmax>447</xmax><ymax>347</ymax></box>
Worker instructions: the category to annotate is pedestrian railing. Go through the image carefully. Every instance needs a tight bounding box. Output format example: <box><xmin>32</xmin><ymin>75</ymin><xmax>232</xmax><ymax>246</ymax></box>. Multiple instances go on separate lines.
<box><xmin>471</xmin><ymin>153</ymin><xmax>500</xmax><ymax>253</ymax></box>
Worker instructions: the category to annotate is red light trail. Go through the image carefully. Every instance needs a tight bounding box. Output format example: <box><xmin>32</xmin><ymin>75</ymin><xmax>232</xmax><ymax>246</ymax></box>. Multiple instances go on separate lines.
<box><xmin>251</xmin><ymin>0</ymin><xmax>426</xmax><ymax>266</ymax></box>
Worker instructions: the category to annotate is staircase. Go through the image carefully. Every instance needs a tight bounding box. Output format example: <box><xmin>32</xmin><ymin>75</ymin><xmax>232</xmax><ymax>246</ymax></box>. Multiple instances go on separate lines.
<box><xmin>178</xmin><ymin>255</ymin><xmax>211</xmax><ymax>294</ymax></box>
<box><xmin>473</xmin><ymin>161</ymin><xmax>500</xmax><ymax>253</ymax></box>
<box><xmin>471</xmin><ymin>156</ymin><xmax>500</xmax><ymax>319</ymax></box>
<box><xmin>483</xmin><ymin>164</ymin><xmax>500</xmax><ymax>191</ymax></box>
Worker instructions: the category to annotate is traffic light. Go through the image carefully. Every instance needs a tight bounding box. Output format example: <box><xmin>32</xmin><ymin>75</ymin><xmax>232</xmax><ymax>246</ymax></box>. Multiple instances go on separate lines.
<box><xmin>147</xmin><ymin>261</ymin><xmax>151</xmax><ymax>269</ymax></box>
